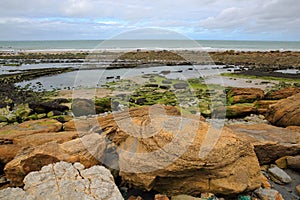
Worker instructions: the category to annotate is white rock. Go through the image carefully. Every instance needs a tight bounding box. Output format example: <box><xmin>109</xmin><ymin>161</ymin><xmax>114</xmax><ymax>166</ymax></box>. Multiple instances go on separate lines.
<box><xmin>0</xmin><ymin>161</ymin><xmax>123</xmax><ymax>200</ymax></box>
<box><xmin>268</xmin><ymin>165</ymin><xmax>292</xmax><ymax>184</ymax></box>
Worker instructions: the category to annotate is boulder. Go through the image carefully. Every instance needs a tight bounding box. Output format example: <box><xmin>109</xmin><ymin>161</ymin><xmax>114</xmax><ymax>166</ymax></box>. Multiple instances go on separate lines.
<box><xmin>267</xmin><ymin>166</ymin><xmax>292</xmax><ymax>184</ymax></box>
<box><xmin>0</xmin><ymin>161</ymin><xmax>122</xmax><ymax>200</ymax></box>
<box><xmin>95</xmin><ymin>105</ymin><xmax>261</xmax><ymax>196</ymax></box>
<box><xmin>4</xmin><ymin>133</ymin><xmax>104</xmax><ymax>186</ymax></box>
<box><xmin>0</xmin><ymin>119</ymin><xmax>66</xmax><ymax>164</ymax></box>
<box><xmin>227</xmin><ymin>124</ymin><xmax>300</xmax><ymax>164</ymax></box>
<box><xmin>265</xmin><ymin>93</ymin><xmax>300</xmax><ymax>127</ymax></box>
<box><xmin>286</xmin><ymin>155</ymin><xmax>300</xmax><ymax>170</ymax></box>
<box><xmin>29</xmin><ymin>101</ymin><xmax>69</xmax><ymax>114</ymax></box>
<box><xmin>265</xmin><ymin>87</ymin><xmax>300</xmax><ymax>100</ymax></box>
<box><xmin>254</xmin><ymin>100</ymin><xmax>278</xmax><ymax>114</ymax></box>
<box><xmin>71</xmin><ymin>99</ymin><xmax>95</xmax><ymax>117</ymax></box>
<box><xmin>227</xmin><ymin>87</ymin><xmax>264</xmax><ymax>104</ymax></box>
<box><xmin>214</xmin><ymin>104</ymin><xmax>257</xmax><ymax>118</ymax></box>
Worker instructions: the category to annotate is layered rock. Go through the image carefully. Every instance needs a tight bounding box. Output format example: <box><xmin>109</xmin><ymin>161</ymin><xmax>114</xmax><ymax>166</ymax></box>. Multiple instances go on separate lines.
<box><xmin>4</xmin><ymin>133</ymin><xmax>103</xmax><ymax>186</ymax></box>
<box><xmin>265</xmin><ymin>93</ymin><xmax>300</xmax><ymax>127</ymax></box>
<box><xmin>265</xmin><ymin>87</ymin><xmax>300</xmax><ymax>100</ymax></box>
<box><xmin>227</xmin><ymin>124</ymin><xmax>300</xmax><ymax>164</ymax></box>
<box><xmin>0</xmin><ymin>161</ymin><xmax>122</xmax><ymax>200</ymax></box>
<box><xmin>227</xmin><ymin>87</ymin><xmax>264</xmax><ymax>104</ymax></box>
<box><xmin>95</xmin><ymin>105</ymin><xmax>261</xmax><ymax>196</ymax></box>
<box><xmin>0</xmin><ymin>119</ymin><xmax>73</xmax><ymax>164</ymax></box>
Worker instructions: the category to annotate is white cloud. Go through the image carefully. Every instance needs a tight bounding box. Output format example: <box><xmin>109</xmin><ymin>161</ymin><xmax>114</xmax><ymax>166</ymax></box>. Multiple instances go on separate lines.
<box><xmin>0</xmin><ymin>0</ymin><xmax>299</xmax><ymax>40</ymax></box>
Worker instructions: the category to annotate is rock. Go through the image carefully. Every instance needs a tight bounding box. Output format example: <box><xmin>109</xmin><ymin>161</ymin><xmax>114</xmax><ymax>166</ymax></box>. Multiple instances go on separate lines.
<box><xmin>268</xmin><ymin>166</ymin><xmax>292</xmax><ymax>184</ymax></box>
<box><xmin>155</xmin><ymin>194</ymin><xmax>169</xmax><ymax>200</ymax></box>
<box><xmin>71</xmin><ymin>98</ymin><xmax>95</xmax><ymax>117</ymax></box>
<box><xmin>0</xmin><ymin>187</ymin><xmax>34</xmax><ymax>200</ymax></box>
<box><xmin>215</xmin><ymin>104</ymin><xmax>257</xmax><ymax>118</ymax></box>
<box><xmin>172</xmin><ymin>194</ymin><xmax>201</xmax><ymax>200</ymax></box>
<box><xmin>4</xmin><ymin>133</ymin><xmax>103</xmax><ymax>186</ymax></box>
<box><xmin>173</xmin><ymin>83</ymin><xmax>188</xmax><ymax>89</ymax></box>
<box><xmin>254</xmin><ymin>188</ymin><xmax>283</xmax><ymax>200</ymax></box>
<box><xmin>6</xmin><ymin>113</ymin><xmax>17</xmax><ymax>123</ymax></box>
<box><xmin>0</xmin><ymin>161</ymin><xmax>122</xmax><ymax>200</ymax></box>
<box><xmin>265</xmin><ymin>93</ymin><xmax>300</xmax><ymax>127</ymax></box>
<box><xmin>275</xmin><ymin>156</ymin><xmax>291</xmax><ymax>169</ymax></box>
<box><xmin>15</xmin><ymin>104</ymin><xmax>32</xmax><ymax>121</ymax></box>
<box><xmin>286</xmin><ymin>155</ymin><xmax>300</xmax><ymax>170</ymax></box>
<box><xmin>227</xmin><ymin>124</ymin><xmax>300</xmax><ymax>164</ymax></box>
<box><xmin>227</xmin><ymin>87</ymin><xmax>264</xmax><ymax>104</ymax></box>
<box><xmin>51</xmin><ymin>115</ymin><xmax>73</xmax><ymax>123</ymax></box>
<box><xmin>0</xmin><ymin>116</ymin><xmax>7</xmax><ymax>123</ymax></box>
<box><xmin>296</xmin><ymin>185</ymin><xmax>300</xmax><ymax>196</ymax></box>
<box><xmin>226</xmin><ymin>104</ymin><xmax>257</xmax><ymax>118</ymax></box>
<box><xmin>29</xmin><ymin>101</ymin><xmax>69</xmax><ymax>114</ymax></box>
<box><xmin>97</xmin><ymin>105</ymin><xmax>261</xmax><ymax>196</ymax></box>
<box><xmin>265</xmin><ymin>87</ymin><xmax>300</xmax><ymax>100</ymax></box>
<box><xmin>261</xmin><ymin>174</ymin><xmax>271</xmax><ymax>189</ymax></box>
<box><xmin>0</xmin><ymin>118</ymin><xmax>62</xmax><ymax>135</ymax></box>
<box><xmin>128</xmin><ymin>196</ymin><xmax>143</xmax><ymax>200</ymax></box>
<box><xmin>254</xmin><ymin>100</ymin><xmax>278</xmax><ymax>114</ymax></box>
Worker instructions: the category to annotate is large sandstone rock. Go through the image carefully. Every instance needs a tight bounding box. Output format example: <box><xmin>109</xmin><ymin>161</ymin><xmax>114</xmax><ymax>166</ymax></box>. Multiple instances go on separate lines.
<box><xmin>265</xmin><ymin>87</ymin><xmax>300</xmax><ymax>100</ymax></box>
<box><xmin>0</xmin><ymin>119</ymin><xmax>71</xmax><ymax>164</ymax></box>
<box><xmin>95</xmin><ymin>105</ymin><xmax>261</xmax><ymax>196</ymax></box>
<box><xmin>227</xmin><ymin>87</ymin><xmax>264</xmax><ymax>104</ymax></box>
<box><xmin>4</xmin><ymin>133</ymin><xmax>104</xmax><ymax>186</ymax></box>
<box><xmin>0</xmin><ymin>161</ymin><xmax>122</xmax><ymax>200</ymax></box>
<box><xmin>227</xmin><ymin>124</ymin><xmax>300</xmax><ymax>164</ymax></box>
<box><xmin>265</xmin><ymin>93</ymin><xmax>300</xmax><ymax>127</ymax></box>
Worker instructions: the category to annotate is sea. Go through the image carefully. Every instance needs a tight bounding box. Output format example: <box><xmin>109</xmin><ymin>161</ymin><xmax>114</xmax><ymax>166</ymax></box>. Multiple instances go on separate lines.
<box><xmin>0</xmin><ymin>40</ymin><xmax>300</xmax><ymax>52</ymax></box>
<box><xmin>1</xmin><ymin>40</ymin><xmax>299</xmax><ymax>91</ymax></box>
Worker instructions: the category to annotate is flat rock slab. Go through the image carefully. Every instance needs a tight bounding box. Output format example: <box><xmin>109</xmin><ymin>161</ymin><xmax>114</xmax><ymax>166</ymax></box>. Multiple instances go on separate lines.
<box><xmin>227</xmin><ymin>124</ymin><xmax>300</xmax><ymax>164</ymax></box>
<box><xmin>0</xmin><ymin>161</ymin><xmax>122</xmax><ymax>200</ymax></box>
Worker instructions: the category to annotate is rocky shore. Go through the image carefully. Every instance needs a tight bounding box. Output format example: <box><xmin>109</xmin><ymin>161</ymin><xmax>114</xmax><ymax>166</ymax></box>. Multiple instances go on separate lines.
<box><xmin>0</xmin><ymin>50</ymin><xmax>299</xmax><ymax>199</ymax></box>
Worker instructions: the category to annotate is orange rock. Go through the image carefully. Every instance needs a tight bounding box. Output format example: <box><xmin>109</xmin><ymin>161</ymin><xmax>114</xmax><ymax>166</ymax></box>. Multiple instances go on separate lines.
<box><xmin>155</xmin><ymin>194</ymin><xmax>169</xmax><ymax>200</ymax></box>
<box><xmin>261</xmin><ymin>174</ymin><xmax>271</xmax><ymax>189</ymax></box>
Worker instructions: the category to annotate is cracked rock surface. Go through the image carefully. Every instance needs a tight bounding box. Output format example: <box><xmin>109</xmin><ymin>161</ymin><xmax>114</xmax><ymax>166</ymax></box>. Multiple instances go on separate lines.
<box><xmin>0</xmin><ymin>161</ymin><xmax>123</xmax><ymax>200</ymax></box>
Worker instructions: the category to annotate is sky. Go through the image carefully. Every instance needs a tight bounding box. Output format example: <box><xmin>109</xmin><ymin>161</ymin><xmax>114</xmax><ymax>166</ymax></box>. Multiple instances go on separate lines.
<box><xmin>0</xmin><ymin>0</ymin><xmax>299</xmax><ymax>41</ymax></box>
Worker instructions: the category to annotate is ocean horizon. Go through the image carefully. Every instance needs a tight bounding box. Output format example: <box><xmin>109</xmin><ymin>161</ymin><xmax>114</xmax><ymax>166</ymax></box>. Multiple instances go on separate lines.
<box><xmin>1</xmin><ymin>40</ymin><xmax>300</xmax><ymax>52</ymax></box>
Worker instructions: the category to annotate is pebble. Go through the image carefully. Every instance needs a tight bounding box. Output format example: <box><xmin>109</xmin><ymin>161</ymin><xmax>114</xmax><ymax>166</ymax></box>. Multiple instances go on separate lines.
<box><xmin>254</xmin><ymin>188</ymin><xmax>284</xmax><ymax>200</ymax></box>
<box><xmin>268</xmin><ymin>165</ymin><xmax>292</xmax><ymax>184</ymax></box>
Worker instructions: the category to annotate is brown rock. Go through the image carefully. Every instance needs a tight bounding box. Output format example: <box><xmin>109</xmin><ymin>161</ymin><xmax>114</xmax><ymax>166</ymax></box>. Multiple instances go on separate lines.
<box><xmin>155</xmin><ymin>194</ymin><xmax>169</xmax><ymax>200</ymax></box>
<box><xmin>296</xmin><ymin>185</ymin><xmax>300</xmax><ymax>196</ymax></box>
<box><xmin>227</xmin><ymin>87</ymin><xmax>264</xmax><ymax>104</ymax></box>
<box><xmin>4</xmin><ymin>133</ymin><xmax>104</xmax><ymax>186</ymax></box>
<box><xmin>254</xmin><ymin>100</ymin><xmax>278</xmax><ymax>114</ymax></box>
<box><xmin>265</xmin><ymin>87</ymin><xmax>300</xmax><ymax>100</ymax></box>
<box><xmin>261</xmin><ymin>174</ymin><xmax>271</xmax><ymax>189</ymax></box>
<box><xmin>275</xmin><ymin>156</ymin><xmax>291</xmax><ymax>169</ymax></box>
<box><xmin>0</xmin><ymin>119</ymin><xmax>68</xmax><ymax>164</ymax></box>
<box><xmin>225</xmin><ymin>104</ymin><xmax>257</xmax><ymax>118</ymax></box>
<box><xmin>265</xmin><ymin>93</ymin><xmax>300</xmax><ymax>127</ymax></box>
<box><xmin>97</xmin><ymin>105</ymin><xmax>261</xmax><ymax>196</ymax></box>
<box><xmin>227</xmin><ymin>124</ymin><xmax>300</xmax><ymax>164</ymax></box>
<box><xmin>286</xmin><ymin>155</ymin><xmax>300</xmax><ymax>170</ymax></box>
<box><xmin>128</xmin><ymin>196</ymin><xmax>143</xmax><ymax>200</ymax></box>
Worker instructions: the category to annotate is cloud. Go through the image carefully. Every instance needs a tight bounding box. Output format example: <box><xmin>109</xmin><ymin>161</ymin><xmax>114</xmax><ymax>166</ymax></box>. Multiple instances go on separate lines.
<box><xmin>0</xmin><ymin>0</ymin><xmax>299</xmax><ymax>40</ymax></box>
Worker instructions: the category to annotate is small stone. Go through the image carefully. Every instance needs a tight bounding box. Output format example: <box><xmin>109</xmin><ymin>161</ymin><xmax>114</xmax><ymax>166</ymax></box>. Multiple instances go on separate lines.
<box><xmin>128</xmin><ymin>196</ymin><xmax>143</xmax><ymax>200</ymax></box>
<box><xmin>268</xmin><ymin>165</ymin><xmax>292</xmax><ymax>184</ymax></box>
<box><xmin>73</xmin><ymin>162</ymin><xmax>85</xmax><ymax>171</ymax></box>
<box><xmin>171</xmin><ymin>194</ymin><xmax>201</xmax><ymax>200</ymax></box>
<box><xmin>261</xmin><ymin>174</ymin><xmax>271</xmax><ymax>189</ymax></box>
<box><xmin>155</xmin><ymin>194</ymin><xmax>169</xmax><ymax>200</ymax></box>
<box><xmin>296</xmin><ymin>185</ymin><xmax>300</xmax><ymax>196</ymax></box>
<box><xmin>275</xmin><ymin>156</ymin><xmax>291</xmax><ymax>169</ymax></box>
<box><xmin>254</xmin><ymin>188</ymin><xmax>284</xmax><ymax>200</ymax></box>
